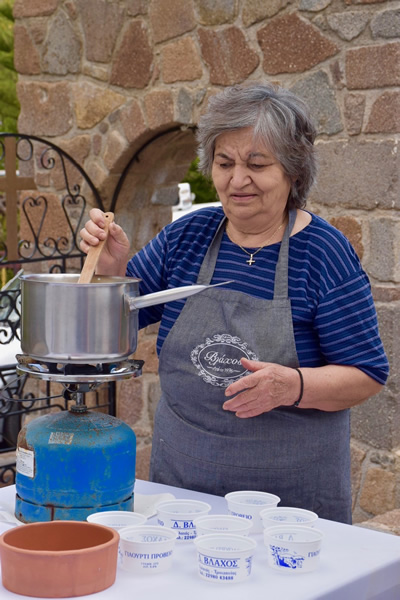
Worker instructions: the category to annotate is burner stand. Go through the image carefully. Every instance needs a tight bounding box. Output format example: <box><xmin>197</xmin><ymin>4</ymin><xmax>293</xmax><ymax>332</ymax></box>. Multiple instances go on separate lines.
<box><xmin>15</xmin><ymin>354</ymin><xmax>144</xmax><ymax>412</ymax></box>
<box><xmin>16</xmin><ymin>355</ymin><xmax>144</xmax><ymax>385</ymax></box>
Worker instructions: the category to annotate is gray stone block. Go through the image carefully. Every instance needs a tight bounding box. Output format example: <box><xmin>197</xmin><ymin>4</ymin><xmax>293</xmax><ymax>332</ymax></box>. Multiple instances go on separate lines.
<box><xmin>176</xmin><ymin>89</ymin><xmax>193</xmax><ymax>125</ymax></box>
<box><xmin>371</xmin><ymin>9</ymin><xmax>400</xmax><ymax>39</ymax></box>
<box><xmin>309</xmin><ymin>140</ymin><xmax>400</xmax><ymax>210</ymax></box>
<box><xmin>327</xmin><ymin>11</ymin><xmax>370</xmax><ymax>41</ymax></box>
<box><xmin>42</xmin><ymin>12</ymin><xmax>81</xmax><ymax>75</ymax></box>
<box><xmin>299</xmin><ymin>0</ymin><xmax>332</xmax><ymax>11</ymax></box>
<box><xmin>291</xmin><ymin>70</ymin><xmax>343</xmax><ymax>135</ymax></box>
<box><xmin>351</xmin><ymin>392</ymin><xmax>398</xmax><ymax>451</ymax></box>
<box><xmin>369</xmin><ymin>219</ymin><xmax>400</xmax><ymax>283</ymax></box>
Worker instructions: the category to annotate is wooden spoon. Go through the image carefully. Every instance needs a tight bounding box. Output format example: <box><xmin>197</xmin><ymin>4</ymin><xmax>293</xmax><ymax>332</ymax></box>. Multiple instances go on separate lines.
<box><xmin>78</xmin><ymin>212</ymin><xmax>114</xmax><ymax>284</ymax></box>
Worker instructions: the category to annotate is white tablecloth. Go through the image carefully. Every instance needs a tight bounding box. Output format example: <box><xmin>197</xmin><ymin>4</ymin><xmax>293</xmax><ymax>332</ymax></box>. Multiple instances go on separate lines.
<box><xmin>0</xmin><ymin>480</ymin><xmax>399</xmax><ymax>600</ymax></box>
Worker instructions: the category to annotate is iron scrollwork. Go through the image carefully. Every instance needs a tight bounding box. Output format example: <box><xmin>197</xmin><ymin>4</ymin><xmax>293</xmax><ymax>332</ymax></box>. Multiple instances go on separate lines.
<box><xmin>0</xmin><ymin>133</ymin><xmax>103</xmax><ymax>266</ymax></box>
<box><xmin>0</xmin><ymin>133</ymin><xmax>114</xmax><ymax>485</ymax></box>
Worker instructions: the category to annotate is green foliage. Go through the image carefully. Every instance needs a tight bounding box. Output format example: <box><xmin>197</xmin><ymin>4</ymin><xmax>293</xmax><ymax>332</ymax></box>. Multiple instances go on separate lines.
<box><xmin>182</xmin><ymin>158</ymin><xmax>218</xmax><ymax>204</ymax></box>
<box><xmin>0</xmin><ymin>0</ymin><xmax>19</xmax><ymax>134</ymax></box>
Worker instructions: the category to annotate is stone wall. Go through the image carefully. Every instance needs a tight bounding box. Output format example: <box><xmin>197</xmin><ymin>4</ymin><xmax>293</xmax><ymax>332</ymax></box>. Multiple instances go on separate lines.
<box><xmin>12</xmin><ymin>0</ymin><xmax>400</xmax><ymax>524</ymax></box>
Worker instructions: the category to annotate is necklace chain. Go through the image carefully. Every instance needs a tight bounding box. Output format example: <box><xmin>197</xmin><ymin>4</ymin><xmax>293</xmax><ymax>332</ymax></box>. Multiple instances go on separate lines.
<box><xmin>227</xmin><ymin>221</ymin><xmax>285</xmax><ymax>266</ymax></box>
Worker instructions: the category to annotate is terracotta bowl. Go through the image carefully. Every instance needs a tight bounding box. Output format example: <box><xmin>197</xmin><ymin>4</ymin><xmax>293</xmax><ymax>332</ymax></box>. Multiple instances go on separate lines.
<box><xmin>0</xmin><ymin>520</ymin><xmax>119</xmax><ymax>598</ymax></box>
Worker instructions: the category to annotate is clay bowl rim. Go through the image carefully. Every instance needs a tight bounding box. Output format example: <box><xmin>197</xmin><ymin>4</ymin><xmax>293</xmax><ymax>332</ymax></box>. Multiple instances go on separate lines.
<box><xmin>0</xmin><ymin>520</ymin><xmax>119</xmax><ymax>556</ymax></box>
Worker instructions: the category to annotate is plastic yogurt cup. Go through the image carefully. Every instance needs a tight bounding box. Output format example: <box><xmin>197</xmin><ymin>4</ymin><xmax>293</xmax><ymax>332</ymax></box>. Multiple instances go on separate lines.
<box><xmin>194</xmin><ymin>514</ymin><xmax>253</xmax><ymax>536</ymax></box>
<box><xmin>264</xmin><ymin>525</ymin><xmax>323</xmax><ymax>573</ymax></box>
<box><xmin>225</xmin><ymin>491</ymin><xmax>281</xmax><ymax>533</ymax></box>
<box><xmin>86</xmin><ymin>510</ymin><xmax>147</xmax><ymax>530</ymax></box>
<box><xmin>119</xmin><ymin>525</ymin><xmax>178</xmax><ymax>574</ymax></box>
<box><xmin>156</xmin><ymin>499</ymin><xmax>211</xmax><ymax>541</ymax></box>
<box><xmin>87</xmin><ymin>510</ymin><xmax>147</xmax><ymax>565</ymax></box>
<box><xmin>194</xmin><ymin>533</ymin><xmax>257</xmax><ymax>583</ymax></box>
<box><xmin>260</xmin><ymin>507</ymin><xmax>318</xmax><ymax>529</ymax></box>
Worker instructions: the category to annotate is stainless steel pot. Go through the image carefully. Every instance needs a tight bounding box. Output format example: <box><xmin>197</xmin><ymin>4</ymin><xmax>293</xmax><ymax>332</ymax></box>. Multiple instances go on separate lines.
<box><xmin>20</xmin><ymin>274</ymin><xmax>226</xmax><ymax>363</ymax></box>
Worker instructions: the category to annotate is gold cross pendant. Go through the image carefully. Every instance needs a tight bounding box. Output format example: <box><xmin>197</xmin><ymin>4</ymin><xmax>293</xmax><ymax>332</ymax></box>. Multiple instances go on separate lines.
<box><xmin>246</xmin><ymin>255</ymin><xmax>255</xmax><ymax>265</ymax></box>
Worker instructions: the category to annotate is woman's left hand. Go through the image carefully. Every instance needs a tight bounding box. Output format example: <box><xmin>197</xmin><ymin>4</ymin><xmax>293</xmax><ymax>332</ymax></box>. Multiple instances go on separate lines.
<box><xmin>223</xmin><ymin>358</ymin><xmax>300</xmax><ymax>418</ymax></box>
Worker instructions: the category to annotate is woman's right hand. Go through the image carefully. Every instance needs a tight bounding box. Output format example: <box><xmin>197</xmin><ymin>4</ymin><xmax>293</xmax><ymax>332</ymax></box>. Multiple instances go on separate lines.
<box><xmin>79</xmin><ymin>208</ymin><xmax>131</xmax><ymax>276</ymax></box>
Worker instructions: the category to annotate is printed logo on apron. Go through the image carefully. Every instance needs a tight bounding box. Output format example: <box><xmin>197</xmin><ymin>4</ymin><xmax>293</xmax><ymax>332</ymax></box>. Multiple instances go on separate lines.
<box><xmin>190</xmin><ymin>333</ymin><xmax>258</xmax><ymax>387</ymax></box>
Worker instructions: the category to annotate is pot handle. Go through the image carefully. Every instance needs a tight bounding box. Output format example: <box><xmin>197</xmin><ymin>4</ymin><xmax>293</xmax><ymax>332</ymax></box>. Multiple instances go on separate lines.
<box><xmin>78</xmin><ymin>212</ymin><xmax>114</xmax><ymax>284</ymax></box>
<box><xmin>125</xmin><ymin>281</ymin><xmax>233</xmax><ymax>310</ymax></box>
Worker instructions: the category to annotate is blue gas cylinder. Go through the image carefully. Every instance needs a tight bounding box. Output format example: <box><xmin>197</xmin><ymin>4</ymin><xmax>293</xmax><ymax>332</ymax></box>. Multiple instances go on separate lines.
<box><xmin>15</xmin><ymin>409</ymin><xmax>136</xmax><ymax>523</ymax></box>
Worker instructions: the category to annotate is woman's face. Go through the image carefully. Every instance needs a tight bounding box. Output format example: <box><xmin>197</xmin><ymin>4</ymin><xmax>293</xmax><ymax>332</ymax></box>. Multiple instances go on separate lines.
<box><xmin>211</xmin><ymin>128</ymin><xmax>291</xmax><ymax>229</ymax></box>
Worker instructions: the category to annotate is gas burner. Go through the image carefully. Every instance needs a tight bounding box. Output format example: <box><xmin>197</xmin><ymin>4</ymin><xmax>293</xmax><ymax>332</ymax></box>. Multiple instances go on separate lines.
<box><xmin>16</xmin><ymin>354</ymin><xmax>144</xmax><ymax>383</ymax></box>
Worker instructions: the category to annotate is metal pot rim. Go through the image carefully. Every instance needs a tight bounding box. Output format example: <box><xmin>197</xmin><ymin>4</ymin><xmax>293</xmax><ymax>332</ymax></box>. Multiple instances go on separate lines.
<box><xmin>20</xmin><ymin>274</ymin><xmax>141</xmax><ymax>286</ymax></box>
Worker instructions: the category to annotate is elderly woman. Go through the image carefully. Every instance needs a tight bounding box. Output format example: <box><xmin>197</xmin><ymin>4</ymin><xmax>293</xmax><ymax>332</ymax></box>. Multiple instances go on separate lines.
<box><xmin>80</xmin><ymin>82</ymin><xmax>389</xmax><ymax>524</ymax></box>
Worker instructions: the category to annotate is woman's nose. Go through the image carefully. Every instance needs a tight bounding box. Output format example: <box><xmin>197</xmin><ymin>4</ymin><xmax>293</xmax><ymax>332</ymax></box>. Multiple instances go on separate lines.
<box><xmin>230</xmin><ymin>165</ymin><xmax>252</xmax><ymax>187</ymax></box>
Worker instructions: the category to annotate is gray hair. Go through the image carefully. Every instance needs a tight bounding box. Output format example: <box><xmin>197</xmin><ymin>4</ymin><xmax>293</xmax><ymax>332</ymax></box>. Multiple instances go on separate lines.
<box><xmin>196</xmin><ymin>82</ymin><xmax>317</xmax><ymax>209</ymax></box>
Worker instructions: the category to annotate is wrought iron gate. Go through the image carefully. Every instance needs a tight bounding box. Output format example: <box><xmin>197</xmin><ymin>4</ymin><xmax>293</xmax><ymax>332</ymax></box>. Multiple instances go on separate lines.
<box><xmin>0</xmin><ymin>133</ymin><xmax>114</xmax><ymax>485</ymax></box>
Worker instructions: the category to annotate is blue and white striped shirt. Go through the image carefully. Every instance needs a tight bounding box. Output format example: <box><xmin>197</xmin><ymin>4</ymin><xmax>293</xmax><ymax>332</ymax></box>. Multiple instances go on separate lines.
<box><xmin>126</xmin><ymin>207</ymin><xmax>389</xmax><ymax>385</ymax></box>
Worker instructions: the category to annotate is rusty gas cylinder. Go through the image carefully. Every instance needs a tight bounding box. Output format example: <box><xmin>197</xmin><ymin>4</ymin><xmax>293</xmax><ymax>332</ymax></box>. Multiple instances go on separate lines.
<box><xmin>15</xmin><ymin>410</ymin><xmax>136</xmax><ymax>523</ymax></box>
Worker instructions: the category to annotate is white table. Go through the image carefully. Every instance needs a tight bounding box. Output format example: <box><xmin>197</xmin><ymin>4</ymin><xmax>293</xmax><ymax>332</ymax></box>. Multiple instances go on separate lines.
<box><xmin>0</xmin><ymin>480</ymin><xmax>399</xmax><ymax>600</ymax></box>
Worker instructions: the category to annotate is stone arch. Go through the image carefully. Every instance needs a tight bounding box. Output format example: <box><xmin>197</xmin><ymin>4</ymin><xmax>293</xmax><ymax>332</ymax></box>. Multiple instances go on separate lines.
<box><xmin>108</xmin><ymin>126</ymin><xmax>197</xmax><ymax>252</ymax></box>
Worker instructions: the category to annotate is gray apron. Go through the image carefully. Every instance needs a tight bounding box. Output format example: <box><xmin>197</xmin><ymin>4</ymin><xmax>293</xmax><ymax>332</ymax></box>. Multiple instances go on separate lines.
<box><xmin>150</xmin><ymin>209</ymin><xmax>352</xmax><ymax>523</ymax></box>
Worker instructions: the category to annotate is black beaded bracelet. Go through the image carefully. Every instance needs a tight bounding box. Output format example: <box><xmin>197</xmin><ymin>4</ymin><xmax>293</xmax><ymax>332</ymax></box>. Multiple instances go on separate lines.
<box><xmin>292</xmin><ymin>368</ymin><xmax>304</xmax><ymax>407</ymax></box>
